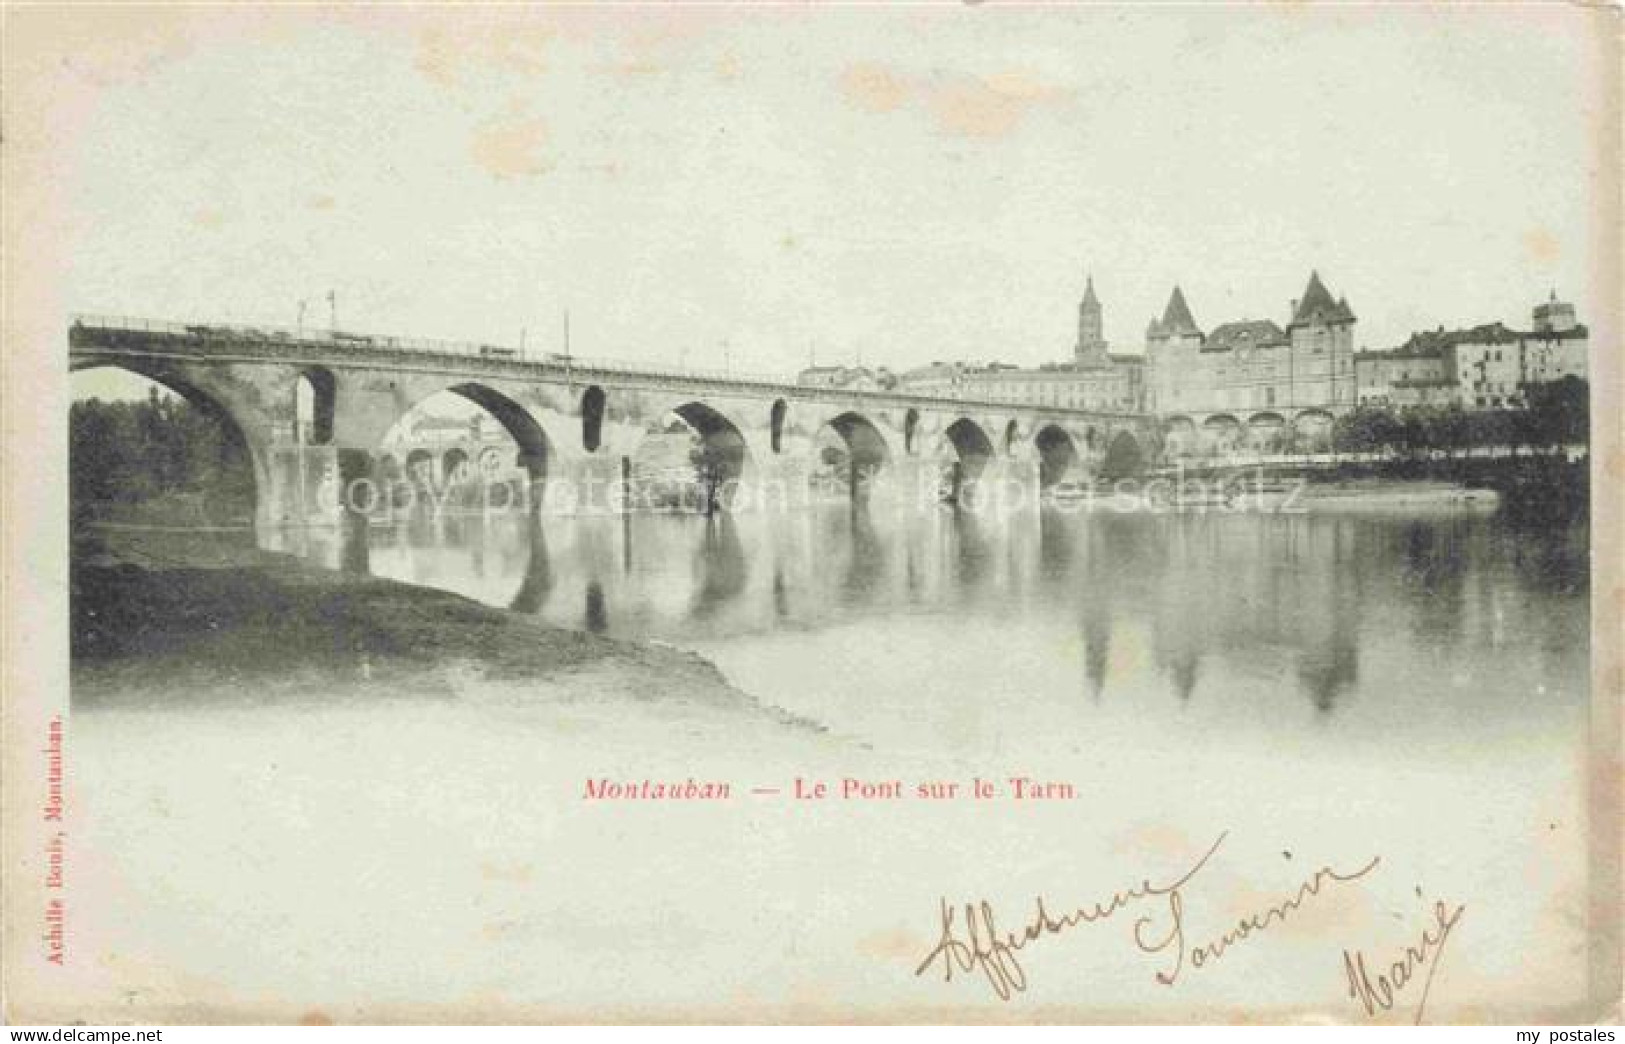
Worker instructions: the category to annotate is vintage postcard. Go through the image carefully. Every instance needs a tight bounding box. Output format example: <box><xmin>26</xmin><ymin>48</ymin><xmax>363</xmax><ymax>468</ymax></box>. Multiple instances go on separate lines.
<box><xmin>2</xmin><ymin>2</ymin><xmax>1619</xmax><ymax>1026</ymax></box>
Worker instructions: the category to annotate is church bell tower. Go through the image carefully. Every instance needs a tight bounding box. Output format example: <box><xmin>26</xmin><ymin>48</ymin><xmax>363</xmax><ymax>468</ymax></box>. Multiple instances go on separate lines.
<box><xmin>1076</xmin><ymin>274</ymin><xmax>1108</xmax><ymax>367</ymax></box>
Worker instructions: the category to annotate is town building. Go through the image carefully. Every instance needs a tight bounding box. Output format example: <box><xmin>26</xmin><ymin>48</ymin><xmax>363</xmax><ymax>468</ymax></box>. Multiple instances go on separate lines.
<box><xmin>891</xmin><ymin>361</ymin><xmax>968</xmax><ymax>397</ymax></box>
<box><xmin>795</xmin><ymin>364</ymin><xmax>896</xmax><ymax>392</ymax></box>
<box><xmin>892</xmin><ymin>275</ymin><xmax>1145</xmax><ymax>411</ymax></box>
<box><xmin>1144</xmin><ymin>271</ymin><xmax>1358</xmax><ymax>416</ymax></box>
<box><xmin>1354</xmin><ymin>292</ymin><xmax>1589</xmax><ymax>411</ymax></box>
<box><xmin>380</xmin><ymin>408</ymin><xmax>519</xmax><ymax>485</ymax></box>
<box><xmin>1351</xmin><ymin>345</ymin><xmax>1456</xmax><ymax>410</ymax></box>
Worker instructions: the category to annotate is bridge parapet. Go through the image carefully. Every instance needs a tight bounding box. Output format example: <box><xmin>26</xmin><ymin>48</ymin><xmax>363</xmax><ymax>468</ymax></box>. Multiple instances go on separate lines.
<box><xmin>69</xmin><ymin>314</ymin><xmax>1146</xmax><ymax>424</ymax></box>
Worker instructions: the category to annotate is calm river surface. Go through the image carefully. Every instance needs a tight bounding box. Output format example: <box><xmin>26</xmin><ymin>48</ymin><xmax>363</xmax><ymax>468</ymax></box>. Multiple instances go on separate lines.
<box><xmin>338</xmin><ymin>501</ymin><xmax>1588</xmax><ymax>758</ymax></box>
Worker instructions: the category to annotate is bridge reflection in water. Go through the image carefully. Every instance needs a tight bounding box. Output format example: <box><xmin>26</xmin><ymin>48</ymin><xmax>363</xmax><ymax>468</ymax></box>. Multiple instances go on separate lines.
<box><xmin>271</xmin><ymin>502</ymin><xmax>1587</xmax><ymax>742</ymax></box>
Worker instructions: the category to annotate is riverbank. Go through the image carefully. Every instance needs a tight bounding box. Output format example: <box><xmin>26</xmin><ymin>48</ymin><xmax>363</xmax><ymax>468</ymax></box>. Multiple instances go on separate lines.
<box><xmin>71</xmin><ymin>527</ymin><xmax>805</xmax><ymax>725</ymax></box>
<box><xmin>1302</xmin><ymin>455</ymin><xmax>1588</xmax><ymax>523</ymax></box>
<box><xmin>1129</xmin><ymin>453</ymin><xmax>1587</xmax><ymax>521</ymax></box>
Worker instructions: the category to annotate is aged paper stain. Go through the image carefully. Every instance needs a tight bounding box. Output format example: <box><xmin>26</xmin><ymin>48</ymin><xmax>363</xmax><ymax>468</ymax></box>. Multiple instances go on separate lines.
<box><xmin>1524</xmin><ymin>227</ymin><xmax>1563</xmax><ymax>264</ymax></box>
<box><xmin>840</xmin><ymin>63</ymin><xmax>910</xmax><ymax>114</ymax></box>
<box><xmin>470</xmin><ymin>108</ymin><xmax>550</xmax><ymax>181</ymax></box>
<box><xmin>923</xmin><ymin>70</ymin><xmax>1068</xmax><ymax>141</ymax></box>
<box><xmin>856</xmin><ymin>924</ymin><xmax>926</xmax><ymax>962</ymax></box>
<box><xmin>839</xmin><ymin>63</ymin><xmax>1068</xmax><ymax>139</ymax></box>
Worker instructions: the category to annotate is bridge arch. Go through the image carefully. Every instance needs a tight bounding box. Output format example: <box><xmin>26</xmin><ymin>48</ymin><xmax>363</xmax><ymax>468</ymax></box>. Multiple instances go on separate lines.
<box><xmin>295</xmin><ymin>367</ymin><xmax>336</xmax><ymax>445</ymax></box>
<box><xmin>1292</xmin><ymin>409</ymin><xmax>1335</xmax><ymax>450</ymax></box>
<box><xmin>581</xmin><ymin>385</ymin><xmax>606</xmax><ymax>453</ymax></box>
<box><xmin>1202</xmin><ymin>413</ymin><xmax>1243</xmax><ymax>453</ymax></box>
<box><xmin>816</xmin><ymin>411</ymin><xmax>892</xmax><ymax>499</ymax></box>
<box><xmin>441</xmin><ymin>447</ymin><xmax>470</xmax><ymax>485</ymax></box>
<box><xmin>404</xmin><ymin>448</ymin><xmax>435</xmax><ymax>485</ymax></box>
<box><xmin>671</xmin><ymin>401</ymin><xmax>753</xmax><ymax>512</ymax></box>
<box><xmin>769</xmin><ymin>398</ymin><xmax>788</xmax><ymax>454</ymax></box>
<box><xmin>1099</xmin><ymin>430</ymin><xmax>1145</xmax><ymax>480</ymax></box>
<box><xmin>1034</xmin><ymin>425</ymin><xmax>1080</xmax><ymax>489</ymax></box>
<box><xmin>1163</xmin><ymin>415</ymin><xmax>1197</xmax><ymax>457</ymax></box>
<box><xmin>943</xmin><ymin>417</ymin><xmax>995</xmax><ymax>483</ymax></box>
<box><xmin>69</xmin><ymin>361</ymin><xmax>265</xmax><ymax>519</ymax></box>
<box><xmin>1247</xmin><ymin>412</ymin><xmax>1287</xmax><ymax>452</ymax></box>
<box><xmin>441</xmin><ymin>383</ymin><xmax>553</xmax><ymax>481</ymax></box>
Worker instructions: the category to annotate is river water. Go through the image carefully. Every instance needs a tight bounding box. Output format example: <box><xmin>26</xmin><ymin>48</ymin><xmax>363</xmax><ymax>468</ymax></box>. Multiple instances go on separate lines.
<box><xmin>68</xmin><ymin>499</ymin><xmax>1593</xmax><ymax>1020</ymax></box>
<box><xmin>353</xmin><ymin>501</ymin><xmax>1588</xmax><ymax>759</ymax></box>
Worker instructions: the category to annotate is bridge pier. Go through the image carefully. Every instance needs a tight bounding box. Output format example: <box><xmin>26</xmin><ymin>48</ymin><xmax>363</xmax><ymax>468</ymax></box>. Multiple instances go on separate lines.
<box><xmin>336</xmin><ymin>449</ymin><xmax>373</xmax><ymax>573</ymax></box>
<box><xmin>961</xmin><ymin>456</ymin><xmax>1041</xmax><ymax>513</ymax></box>
<box><xmin>544</xmin><ymin>451</ymin><xmax>623</xmax><ymax>515</ymax></box>
<box><xmin>265</xmin><ymin>442</ymin><xmax>344</xmax><ymax>530</ymax></box>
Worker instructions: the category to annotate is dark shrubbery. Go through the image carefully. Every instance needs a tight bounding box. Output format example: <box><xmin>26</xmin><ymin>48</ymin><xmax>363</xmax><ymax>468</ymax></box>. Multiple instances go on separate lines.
<box><xmin>71</xmin><ymin>388</ymin><xmax>255</xmax><ymax>524</ymax></box>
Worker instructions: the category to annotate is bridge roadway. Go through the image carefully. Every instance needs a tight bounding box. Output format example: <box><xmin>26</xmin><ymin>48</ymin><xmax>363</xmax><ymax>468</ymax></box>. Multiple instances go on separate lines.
<box><xmin>68</xmin><ymin>315</ymin><xmax>1155</xmax><ymax>540</ymax></box>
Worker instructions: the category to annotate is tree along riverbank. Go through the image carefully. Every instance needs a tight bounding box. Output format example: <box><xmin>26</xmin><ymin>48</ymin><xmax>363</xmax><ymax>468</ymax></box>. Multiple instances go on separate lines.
<box><xmin>70</xmin><ymin>527</ymin><xmax>810</xmax><ymax>725</ymax></box>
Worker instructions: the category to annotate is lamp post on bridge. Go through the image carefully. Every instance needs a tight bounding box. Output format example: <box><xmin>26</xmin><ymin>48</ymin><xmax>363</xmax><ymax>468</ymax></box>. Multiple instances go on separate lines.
<box><xmin>561</xmin><ymin>308</ymin><xmax>574</xmax><ymax>391</ymax></box>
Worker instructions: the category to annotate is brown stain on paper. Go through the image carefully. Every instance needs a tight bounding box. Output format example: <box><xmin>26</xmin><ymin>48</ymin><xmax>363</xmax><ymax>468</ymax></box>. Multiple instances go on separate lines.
<box><xmin>839</xmin><ymin>63</ymin><xmax>1069</xmax><ymax>140</ymax></box>
<box><xmin>1523</xmin><ymin>227</ymin><xmax>1562</xmax><ymax>264</ymax></box>
<box><xmin>840</xmin><ymin>62</ymin><xmax>910</xmax><ymax>113</ymax></box>
<box><xmin>855</xmin><ymin>924</ymin><xmax>926</xmax><ymax>963</ymax></box>
<box><xmin>470</xmin><ymin>108</ymin><xmax>551</xmax><ymax>181</ymax></box>
<box><xmin>415</xmin><ymin>24</ymin><xmax>551</xmax><ymax>89</ymax></box>
<box><xmin>924</xmin><ymin>70</ymin><xmax>1067</xmax><ymax>141</ymax></box>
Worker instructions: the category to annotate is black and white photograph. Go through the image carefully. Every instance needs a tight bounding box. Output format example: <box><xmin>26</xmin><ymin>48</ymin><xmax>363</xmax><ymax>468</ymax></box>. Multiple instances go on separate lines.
<box><xmin>2</xmin><ymin>2</ymin><xmax>1618</xmax><ymax>1028</ymax></box>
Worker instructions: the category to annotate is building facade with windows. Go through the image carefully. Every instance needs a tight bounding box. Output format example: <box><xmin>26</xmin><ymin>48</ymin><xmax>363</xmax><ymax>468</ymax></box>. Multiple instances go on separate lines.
<box><xmin>1354</xmin><ymin>293</ymin><xmax>1589</xmax><ymax>412</ymax></box>
<box><xmin>795</xmin><ymin>364</ymin><xmax>896</xmax><ymax>392</ymax></box>
<box><xmin>1144</xmin><ymin>271</ymin><xmax>1358</xmax><ymax>416</ymax></box>
<box><xmin>1144</xmin><ymin>272</ymin><xmax>1356</xmax><ymax>454</ymax></box>
<box><xmin>1351</xmin><ymin>348</ymin><xmax>1456</xmax><ymax>410</ymax></box>
<box><xmin>893</xmin><ymin>275</ymin><xmax>1145</xmax><ymax>411</ymax></box>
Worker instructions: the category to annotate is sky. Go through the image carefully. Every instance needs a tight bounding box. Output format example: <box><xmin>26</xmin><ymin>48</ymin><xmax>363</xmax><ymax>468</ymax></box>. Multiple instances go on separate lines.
<box><xmin>9</xmin><ymin>4</ymin><xmax>1612</xmax><ymax>400</ymax></box>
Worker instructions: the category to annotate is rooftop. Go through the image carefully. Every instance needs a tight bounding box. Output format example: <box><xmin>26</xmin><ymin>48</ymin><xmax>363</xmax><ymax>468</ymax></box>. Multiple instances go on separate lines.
<box><xmin>1288</xmin><ymin>271</ymin><xmax>1356</xmax><ymax>327</ymax></box>
<box><xmin>1148</xmin><ymin>285</ymin><xmax>1202</xmax><ymax>339</ymax></box>
<box><xmin>1201</xmin><ymin>319</ymin><xmax>1287</xmax><ymax>354</ymax></box>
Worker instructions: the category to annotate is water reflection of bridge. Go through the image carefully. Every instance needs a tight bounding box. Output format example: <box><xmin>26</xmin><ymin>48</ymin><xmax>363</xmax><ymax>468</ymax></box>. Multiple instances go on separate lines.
<box><xmin>273</xmin><ymin>501</ymin><xmax>1580</xmax><ymax>717</ymax></box>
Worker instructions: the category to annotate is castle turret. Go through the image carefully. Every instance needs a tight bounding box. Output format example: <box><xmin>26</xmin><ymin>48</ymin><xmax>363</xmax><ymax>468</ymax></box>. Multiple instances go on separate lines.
<box><xmin>1286</xmin><ymin>270</ymin><xmax>1356</xmax><ymax>408</ymax></box>
<box><xmin>1147</xmin><ymin>285</ymin><xmax>1202</xmax><ymax>341</ymax></box>
<box><xmin>1144</xmin><ymin>285</ymin><xmax>1204</xmax><ymax>414</ymax></box>
<box><xmin>1287</xmin><ymin>270</ymin><xmax>1355</xmax><ymax>329</ymax></box>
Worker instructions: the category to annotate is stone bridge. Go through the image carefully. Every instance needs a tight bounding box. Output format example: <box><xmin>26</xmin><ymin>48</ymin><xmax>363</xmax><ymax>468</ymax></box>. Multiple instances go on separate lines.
<box><xmin>1160</xmin><ymin>408</ymin><xmax>1340</xmax><ymax>457</ymax></box>
<box><xmin>69</xmin><ymin>316</ymin><xmax>1154</xmax><ymax>538</ymax></box>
